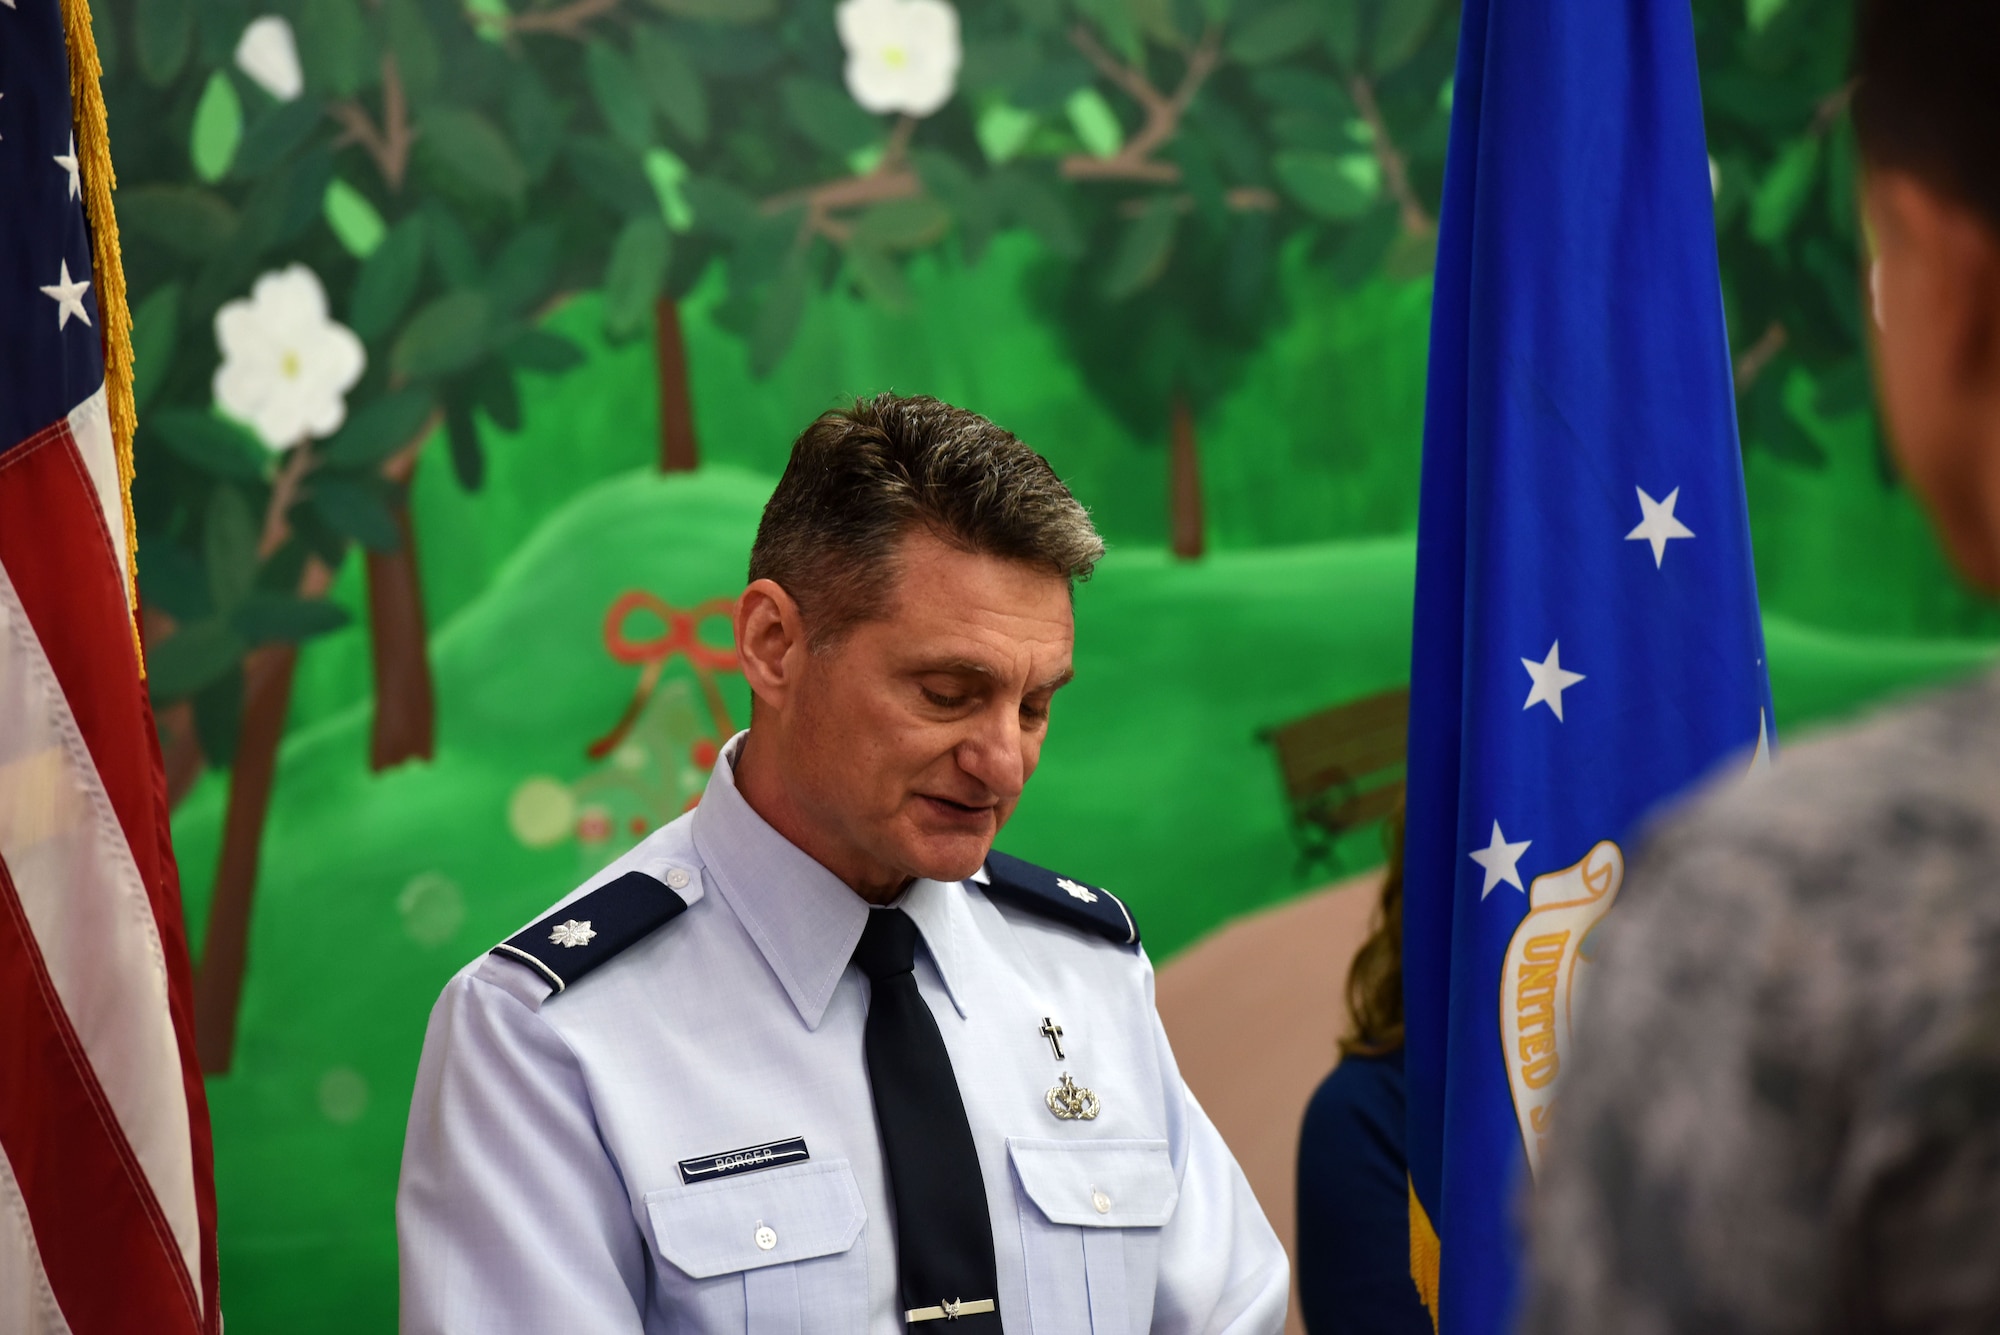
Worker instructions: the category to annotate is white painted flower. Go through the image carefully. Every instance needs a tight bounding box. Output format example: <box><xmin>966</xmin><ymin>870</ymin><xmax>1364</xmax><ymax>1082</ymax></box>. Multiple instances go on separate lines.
<box><xmin>836</xmin><ymin>0</ymin><xmax>961</xmax><ymax>118</ymax></box>
<box><xmin>212</xmin><ymin>265</ymin><xmax>365</xmax><ymax>452</ymax></box>
<box><xmin>235</xmin><ymin>16</ymin><xmax>303</xmax><ymax>102</ymax></box>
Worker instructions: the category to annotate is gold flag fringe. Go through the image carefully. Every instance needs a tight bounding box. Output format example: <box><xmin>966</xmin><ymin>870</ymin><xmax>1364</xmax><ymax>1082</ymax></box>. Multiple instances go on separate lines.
<box><xmin>1410</xmin><ymin>1177</ymin><xmax>1442</xmax><ymax>1334</ymax></box>
<box><xmin>59</xmin><ymin>0</ymin><xmax>144</xmax><ymax>669</ymax></box>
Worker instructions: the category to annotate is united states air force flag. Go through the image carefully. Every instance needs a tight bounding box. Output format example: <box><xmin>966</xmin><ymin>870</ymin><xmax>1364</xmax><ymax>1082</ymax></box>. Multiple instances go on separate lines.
<box><xmin>1400</xmin><ymin>0</ymin><xmax>1774</xmax><ymax>1331</ymax></box>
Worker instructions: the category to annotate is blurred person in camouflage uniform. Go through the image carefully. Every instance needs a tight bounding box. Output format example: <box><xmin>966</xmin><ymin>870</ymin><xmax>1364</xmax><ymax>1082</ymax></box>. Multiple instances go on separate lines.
<box><xmin>1522</xmin><ymin>1</ymin><xmax>2000</xmax><ymax>1331</ymax></box>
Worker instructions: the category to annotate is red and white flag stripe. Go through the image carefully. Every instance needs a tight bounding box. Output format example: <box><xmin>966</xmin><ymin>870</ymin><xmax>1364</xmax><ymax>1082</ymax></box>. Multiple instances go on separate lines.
<box><xmin>0</xmin><ymin>387</ymin><xmax>219</xmax><ymax>1332</ymax></box>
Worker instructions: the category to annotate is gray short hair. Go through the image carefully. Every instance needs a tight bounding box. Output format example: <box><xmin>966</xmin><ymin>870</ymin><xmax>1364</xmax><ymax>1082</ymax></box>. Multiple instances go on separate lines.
<box><xmin>748</xmin><ymin>394</ymin><xmax>1104</xmax><ymax>649</ymax></box>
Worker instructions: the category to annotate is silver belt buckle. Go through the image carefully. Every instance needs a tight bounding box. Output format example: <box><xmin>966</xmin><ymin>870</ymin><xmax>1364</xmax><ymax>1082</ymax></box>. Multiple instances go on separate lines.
<box><xmin>905</xmin><ymin>1297</ymin><xmax>996</xmax><ymax>1322</ymax></box>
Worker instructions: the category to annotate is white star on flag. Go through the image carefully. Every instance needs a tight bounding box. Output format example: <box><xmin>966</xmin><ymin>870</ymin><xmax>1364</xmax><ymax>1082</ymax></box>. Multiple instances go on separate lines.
<box><xmin>1521</xmin><ymin>641</ymin><xmax>1586</xmax><ymax>722</ymax></box>
<box><xmin>1470</xmin><ymin>820</ymin><xmax>1531</xmax><ymax>899</ymax></box>
<box><xmin>54</xmin><ymin>133</ymin><xmax>80</xmax><ymax>199</ymax></box>
<box><xmin>1627</xmin><ymin>486</ymin><xmax>1695</xmax><ymax>568</ymax></box>
<box><xmin>40</xmin><ymin>260</ymin><xmax>92</xmax><ymax>330</ymax></box>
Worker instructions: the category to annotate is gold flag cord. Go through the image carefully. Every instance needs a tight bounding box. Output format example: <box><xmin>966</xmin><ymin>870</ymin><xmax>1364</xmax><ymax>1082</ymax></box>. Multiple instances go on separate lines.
<box><xmin>59</xmin><ymin>0</ymin><xmax>143</xmax><ymax>665</ymax></box>
<box><xmin>1410</xmin><ymin>1176</ymin><xmax>1442</xmax><ymax>1334</ymax></box>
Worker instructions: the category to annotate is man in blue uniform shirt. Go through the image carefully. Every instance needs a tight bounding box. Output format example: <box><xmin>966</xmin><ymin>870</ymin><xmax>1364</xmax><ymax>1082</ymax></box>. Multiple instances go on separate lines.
<box><xmin>397</xmin><ymin>394</ymin><xmax>1289</xmax><ymax>1333</ymax></box>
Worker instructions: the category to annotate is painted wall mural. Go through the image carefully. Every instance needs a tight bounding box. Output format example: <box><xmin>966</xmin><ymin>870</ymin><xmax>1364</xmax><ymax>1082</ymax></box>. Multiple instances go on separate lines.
<box><xmin>84</xmin><ymin>0</ymin><xmax>2000</xmax><ymax>1325</ymax></box>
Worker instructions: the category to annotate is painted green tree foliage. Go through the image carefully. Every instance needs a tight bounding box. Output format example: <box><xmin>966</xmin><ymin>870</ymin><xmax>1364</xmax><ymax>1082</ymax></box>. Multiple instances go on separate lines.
<box><xmin>1019</xmin><ymin>0</ymin><xmax>1457</xmax><ymax>555</ymax></box>
<box><xmin>470</xmin><ymin>0</ymin><xmax>1026</xmax><ymax>424</ymax></box>
<box><xmin>101</xmin><ymin>0</ymin><xmax>598</xmax><ymax>1069</ymax></box>
<box><xmin>476</xmin><ymin>0</ymin><xmax>1456</xmax><ymax>555</ymax></box>
<box><xmin>1696</xmin><ymin>0</ymin><xmax>1870</xmax><ymax>468</ymax></box>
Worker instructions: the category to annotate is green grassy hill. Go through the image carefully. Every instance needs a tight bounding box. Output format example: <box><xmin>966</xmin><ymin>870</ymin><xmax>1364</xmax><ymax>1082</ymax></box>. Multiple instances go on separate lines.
<box><xmin>282</xmin><ymin>235</ymin><xmax>1438</xmax><ymax>742</ymax></box>
<box><xmin>175</xmin><ymin>464</ymin><xmax>1996</xmax><ymax>1331</ymax></box>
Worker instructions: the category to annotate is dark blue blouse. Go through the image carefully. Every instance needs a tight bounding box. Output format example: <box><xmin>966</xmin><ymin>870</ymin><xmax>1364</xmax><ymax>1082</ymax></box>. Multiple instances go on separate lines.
<box><xmin>1295</xmin><ymin>1047</ymin><xmax>1433</xmax><ymax>1335</ymax></box>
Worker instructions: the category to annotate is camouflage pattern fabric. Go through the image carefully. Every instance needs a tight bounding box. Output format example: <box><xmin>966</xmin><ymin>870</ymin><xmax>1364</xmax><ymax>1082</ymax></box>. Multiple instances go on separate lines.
<box><xmin>1522</xmin><ymin>669</ymin><xmax>2000</xmax><ymax>1335</ymax></box>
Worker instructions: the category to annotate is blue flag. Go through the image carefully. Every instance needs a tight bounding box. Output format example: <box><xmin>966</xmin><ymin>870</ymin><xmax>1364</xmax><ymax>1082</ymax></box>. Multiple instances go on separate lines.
<box><xmin>1401</xmin><ymin>1</ymin><xmax>1775</xmax><ymax>1331</ymax></box>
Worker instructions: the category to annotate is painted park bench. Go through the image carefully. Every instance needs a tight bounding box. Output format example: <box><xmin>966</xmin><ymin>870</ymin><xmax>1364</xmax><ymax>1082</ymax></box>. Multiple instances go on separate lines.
<box><xmin>1258</xmin><ymin>685</ymin><xmax>1410</xmax><ymax>874</ymax></box>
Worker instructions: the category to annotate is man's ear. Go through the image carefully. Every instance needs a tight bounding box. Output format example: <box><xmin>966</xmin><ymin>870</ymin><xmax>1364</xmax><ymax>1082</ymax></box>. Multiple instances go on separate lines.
<box><xmin>1865</xmin><ymin>170</ymin><xmax>2000</xmax><ymax>591</ymax></box>
<box><xmin>735</xmin><ymin>579</ymin><xmax>807</xmax><ymax>711</ymax></box>
<box><xmin>1872</xmin><ymin>172</ymin><xmax>2000</xmax><ymax>391</ymax></box>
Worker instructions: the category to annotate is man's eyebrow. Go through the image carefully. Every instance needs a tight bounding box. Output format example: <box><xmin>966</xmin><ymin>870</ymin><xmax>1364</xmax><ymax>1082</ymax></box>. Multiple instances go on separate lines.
<box><xmin>919</xmin><ymin>658</ymin><xmax>1003</xmax><ymax>680</ymax></box>
<box><xmin>915</xmin><ymin>659</ymin><xmax>1075</xmax><ymax>692</ymax></box>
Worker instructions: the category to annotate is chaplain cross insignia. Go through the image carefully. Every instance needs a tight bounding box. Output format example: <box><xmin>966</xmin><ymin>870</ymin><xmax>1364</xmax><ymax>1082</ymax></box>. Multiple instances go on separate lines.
<box><xmin>549</xmin><ymin>919</ymin><xmax>596</xmax><ymax>948</ymax></box>
<box><xmin>1040</xmin><ymin>1016</ymin><xmax>1066</xmax><ymax>1060</ymax></box>
<box><xmin>1056</xmin><ymin>877</ymin><xmax>1098</xmax><ymax>904</ymax></box>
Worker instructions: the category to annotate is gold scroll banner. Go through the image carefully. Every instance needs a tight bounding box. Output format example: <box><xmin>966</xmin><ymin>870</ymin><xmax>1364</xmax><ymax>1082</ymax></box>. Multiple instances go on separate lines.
<box><xmin>1498</xmin><ymin>839</ymin><xmax>1624</xmax><ymax>1177</ymax></box>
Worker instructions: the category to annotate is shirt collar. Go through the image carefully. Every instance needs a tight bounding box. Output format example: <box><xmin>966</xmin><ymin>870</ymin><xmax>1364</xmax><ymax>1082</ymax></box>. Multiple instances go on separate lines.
<box><xmin>692</xmin><ymin>733</ymin><xmax>973</xmax><ymax>1029</ymax></box>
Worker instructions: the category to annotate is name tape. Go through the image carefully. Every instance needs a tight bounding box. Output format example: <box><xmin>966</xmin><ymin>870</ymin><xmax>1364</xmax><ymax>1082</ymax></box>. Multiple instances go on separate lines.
<box><xmin>677</xmin><ymin>1136</ymin><xmax>810</xmax><ymax>1184</ymax></box>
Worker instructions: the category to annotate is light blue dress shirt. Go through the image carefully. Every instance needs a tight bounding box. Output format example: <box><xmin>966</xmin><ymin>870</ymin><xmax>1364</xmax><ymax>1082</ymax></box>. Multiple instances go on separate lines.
<box><xmin>398</xmin><ymin>736</ymin><xmax>1288</xmax><ymax>1333</ymax></box>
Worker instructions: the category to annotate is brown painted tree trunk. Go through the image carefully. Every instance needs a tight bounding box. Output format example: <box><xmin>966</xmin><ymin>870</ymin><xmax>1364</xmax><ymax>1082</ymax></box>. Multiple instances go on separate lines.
<box><xmin>193</xmin><ymin>551</ymin><xmax>333</xmax><ymax>1072</ymax></box>
<box><xmin>143</xmin><ymin>604</ymin><xmax>207</xmax><ymax>808</ymax></box>
<box><xmin>193</xmin><ymin>640</ymin><xmax>299</xmax><ymax>1074</ymax></box>
<box><xmin>158</xmin><ymin>699</ymin><xmax>206</xmax><ymax>810</ymax></box>
<box><xmin>1169</xmin><ymin>391</ymin><xmax>1206</xmax><ymax>560</ymax></box>
<box><xmin>366</xmin><ymin>468</ymin><xmax>436</xmax><ymax>771</ymax></box>
<box><xmin>656</xmin><ymin>297</ymin><xmax>699</xmax><ymax>473</ymax></box>
<box><xmin>191</xmin><ymin>448</ymin><xmax>339</xmax><ymax>1071</ymax></box>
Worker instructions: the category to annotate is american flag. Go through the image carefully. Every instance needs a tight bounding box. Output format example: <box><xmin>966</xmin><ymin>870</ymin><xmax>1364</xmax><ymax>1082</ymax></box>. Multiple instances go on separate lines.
<box><xmin>0</xmin><ymin>3</ymin><xmax>219</xmax><ymax>1331</ymax></box>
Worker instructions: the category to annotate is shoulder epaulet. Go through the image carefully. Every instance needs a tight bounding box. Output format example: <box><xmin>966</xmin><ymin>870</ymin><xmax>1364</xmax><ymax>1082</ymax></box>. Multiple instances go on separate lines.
<box><xmin>490</xmin><ymin>868</ymin><xmax>692</xmax><ymax>996</ymax></box>
<box><xmin>981</xmin><ymin>850</ymin><xmax>1139</xmax><ymax>947</ymax></box>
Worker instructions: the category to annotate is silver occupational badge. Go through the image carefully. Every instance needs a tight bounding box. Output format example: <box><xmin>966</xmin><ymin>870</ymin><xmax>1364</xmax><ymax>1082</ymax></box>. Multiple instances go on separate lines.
<box><xmin>1046</xmin><ymin>1073</ymin><xmax>1100</xmax><ymax>1121</ymax></box>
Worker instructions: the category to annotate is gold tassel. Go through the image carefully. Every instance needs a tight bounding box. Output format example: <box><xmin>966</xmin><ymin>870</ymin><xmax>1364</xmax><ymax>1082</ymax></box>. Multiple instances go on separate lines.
<box><xmin>1410</xmin><ymin>1176</ymin><xmax>1442</xmax><ymax>1334</ymax></box>
<box><xmin>59</xmin><ymin>0</ymin><xmax>144</xmax><ymax>668</ymax></box>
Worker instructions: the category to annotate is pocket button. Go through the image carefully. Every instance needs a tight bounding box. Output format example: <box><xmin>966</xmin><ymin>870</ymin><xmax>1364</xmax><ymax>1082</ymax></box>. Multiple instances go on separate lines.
<box><xmin>754</xmin><ymin>1225</ymin><xmax>777</xmax><ymax>1251</ymax></box>
<box><xmin>1091</xmin><ymin>1189</ymin><xmax>1111</xmax><ymax>1215</ymax></box>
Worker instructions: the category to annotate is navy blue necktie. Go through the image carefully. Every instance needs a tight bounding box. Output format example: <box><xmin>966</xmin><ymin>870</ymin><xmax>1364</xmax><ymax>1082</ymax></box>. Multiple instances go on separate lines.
<box><xmin>853</xmin><ymin>908</ymin><xmax>1001</xmax><ymax>1329</ymax></box>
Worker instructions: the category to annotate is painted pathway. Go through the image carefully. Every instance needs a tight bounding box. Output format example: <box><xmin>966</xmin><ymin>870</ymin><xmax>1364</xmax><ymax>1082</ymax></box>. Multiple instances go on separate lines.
<box><xmin>1158</xmin><ymin>873</ymin><xmax>1383</xmax><ymax>1335</ymax></box>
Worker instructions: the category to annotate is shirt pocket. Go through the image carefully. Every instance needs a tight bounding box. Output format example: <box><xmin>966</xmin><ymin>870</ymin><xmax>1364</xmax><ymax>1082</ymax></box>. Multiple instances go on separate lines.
<box><xmin>1007</xmin><ymin>1138</ymin><xmax>1179</xmax><ymax>1335</ymax></box>
<box><xmin>644</xmin><ymin>1158</ymin><xmax>869</xmax><ymax>1334</ymax></box>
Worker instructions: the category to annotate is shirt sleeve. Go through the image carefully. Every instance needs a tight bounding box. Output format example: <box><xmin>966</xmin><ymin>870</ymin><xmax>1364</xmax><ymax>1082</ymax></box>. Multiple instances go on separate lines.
<box><xmin>1145</xmin><ymin>983</ymin><xmax>1291</xmax><ymax>1335</ymax></box>
<box><xmin>398</xmin><ymin>969</ymin><xmax>649</xmax><ymax>1335</ymax></box>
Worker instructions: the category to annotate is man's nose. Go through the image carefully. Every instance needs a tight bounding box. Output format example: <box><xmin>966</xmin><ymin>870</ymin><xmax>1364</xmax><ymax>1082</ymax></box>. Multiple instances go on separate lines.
<box><xmin>956</xmin><ymin>704</ymin><xmax>1028</xmax><ymax>799</ymax></box>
